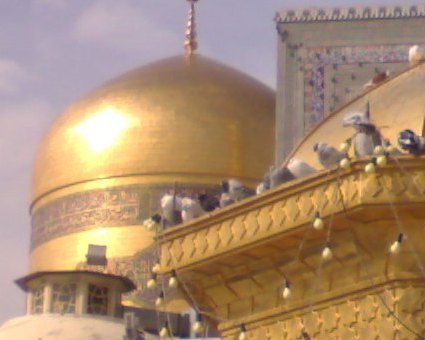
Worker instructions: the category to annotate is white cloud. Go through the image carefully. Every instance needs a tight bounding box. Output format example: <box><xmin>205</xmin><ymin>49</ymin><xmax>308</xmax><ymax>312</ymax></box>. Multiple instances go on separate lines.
<box><xmin>0</xmin><ymin>60</ymin><xmax>29</xmax><ymax>96</ymax></box>
<box><xmin>73</xmin><ymin>0</ymin><xmax>179</xmax><ymax>54</ymax></box>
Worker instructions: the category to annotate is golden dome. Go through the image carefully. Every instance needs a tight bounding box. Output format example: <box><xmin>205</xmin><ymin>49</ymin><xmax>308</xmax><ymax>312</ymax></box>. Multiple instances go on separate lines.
<box><xmin>289</xmin><ymin>63</ymin><xmax>425</xmax><ymax>166</ymax></box>
<box><xmin>31</xmin><ymin>55</ymin><xmax>275</xmax><ymax>208</ymax></box>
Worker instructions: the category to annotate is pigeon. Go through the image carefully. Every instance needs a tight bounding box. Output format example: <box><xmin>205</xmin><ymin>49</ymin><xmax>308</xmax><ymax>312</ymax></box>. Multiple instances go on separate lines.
<box><xmin>181</xmin><ymin>197</ymin><xmax>205</xmax><ymax>222</ymax></box>
<box><xmin>160</xmin><ymin>194</ymin><xmax>183</xmax><ymax>227</ymax></box>
<box><xmin>342</xmin><ymin>104</ymin><xmax>382</xmax><ymax>157</ymax></box>
<box><xmin>256</xmin><ymin>171</ymin><xmax>271</xmax><ymax>194</ymax></box>
<box><xmin>363</xmin><ymin>70</ymin><xmax>390</xmax><ymax>89</ymax></box>
<box><xmin>268</xmin><ymin>165</ymin><xmax>296</xmax><ymax>189</ymax></box>
<box><xmin>220</xmin><ymin>181</ymin><xmax>235</xmax><ymax>207</ymax></box>
<box><xmin>256</xmin><ymin>181</ymin><xmax>269</xmax><ymax>194</ymax></box>
<box><xmin>142</xmin><ymin>213</ymin><xmax>162</xmax><ymax>231</ymax></box>
<box><xmin>286</xmin><ymin>158</ymin><xmax>317</xmax><ymax>178</ymax></box>
<box><xmin>313</xmin><ymin>142</ymin><xmax>346</xmax><ymax>168</ymax></box>
<box><xmin>198</xmin><ymin>193</ymin><xmax>220</xmax><ymax>212</ymax></box>
<box><xmin>409</xmin><ymin>45</ymin><xmax>425</xmax><ymax>66</ymax></box>
<box><xmin>352</xmin><ymin>124</ymin><xmax>383</xmax><ymax>157</ymax></box>
<box><xmin>227</xmin><ymin>178</ymin><xmax>255</xmax><ymax>201</ymax></box>
<box><xmin>398</xmin><ymin>129</ymin><xmax>425</xmax><ymax>154</ymax></box>
<box><xmin>256</xmin><ymin>159</ymin><xmax>317</xmax><ymax>193</ymax></box>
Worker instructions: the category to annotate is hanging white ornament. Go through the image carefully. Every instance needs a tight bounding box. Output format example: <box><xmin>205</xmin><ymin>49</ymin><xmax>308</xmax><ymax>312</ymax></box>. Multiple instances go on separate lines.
<box><xmin>339</xmin><ymin>157</ymin><xmax>351</xmax><ymax>169</ymax></box>
<box><xmin>313</xmin><ymin>212</ymin><xmax>324</xmax><ymax>230</ymax></box>
<box><xmin>322</xmin><ymin>245</ymin><xmax>333</xmax><ymax>261</ymax></box>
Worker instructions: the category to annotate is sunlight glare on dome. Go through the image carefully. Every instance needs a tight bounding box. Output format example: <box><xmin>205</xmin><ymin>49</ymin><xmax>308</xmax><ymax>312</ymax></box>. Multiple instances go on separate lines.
<box><xmin>74</xmin><ymin>108</ymin><xmax>130</xmax><ymax>152</ymax></box>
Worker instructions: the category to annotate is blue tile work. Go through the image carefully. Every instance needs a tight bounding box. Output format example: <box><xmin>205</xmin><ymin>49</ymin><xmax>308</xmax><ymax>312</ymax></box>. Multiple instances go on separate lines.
<box><xmin>300</xmin><ymin>44</ymin><xmax>412</xmax><ymax>129</ymax></box>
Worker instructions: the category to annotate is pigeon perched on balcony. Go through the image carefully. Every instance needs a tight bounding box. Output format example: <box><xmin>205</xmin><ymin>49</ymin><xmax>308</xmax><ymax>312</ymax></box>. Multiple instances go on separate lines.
<box><xmin>342</xmin><ymin>104</ymin><xmax>382</xmax><ymax>157</ymax></box>
<box><xmin>256</xmin><ymin>158</ymin><xmax>317</xmax><ymax>193</ymax></box>
<box><xmin>409</xmin><ymin>45</ymin><xmax>425</xmax><ymax>66</ymax></box>
<box><xmin>268</xmin><ymin>165</ymin><xmax>296</xmax><ymax>189</ymax></box>
<box><xmin>142</xmin><ymin>213</ymin><xmax>162</xmax><ymax>231</ymax></box>
<box><xmin>198</xmin><ymin>193</ymin><xmax>220</xmax><ymax>212</ymax></box>
<box><xmin>220</xmin><ymin>181</ymin><xmax>235</xmax><ymax>207</ymax></box>
<box><xmin>398</xmin><ymin>129</ymin><xmax>425</xmax><ymax>154</ymax></box>
<box><xmin>256</xmin><ymin>172</ymin><xmax>271</xmax><ymax>194</ymax></box>
<box><xmin>286</xmin><ymin>158</ymin><xmax>317</xmax><ymax>178</ymax></box>
<box><xmin>181</xmin><ymin>197</ymin><xmax>205</xmax><ymax>222</ymax></box>
<box><xmin>160</xmin><ymin>194</ymin><xmax>183</xmax><ymax>227</ymax></box>
<box><xmin>313</xmin><ymin>142</ymin><xmax>346</xmax><ymax>169</ymax></box>
<box><xmin>227</xmin><ymin>178</ymin><xmax>255</xmax><ymax>201</ymax></box>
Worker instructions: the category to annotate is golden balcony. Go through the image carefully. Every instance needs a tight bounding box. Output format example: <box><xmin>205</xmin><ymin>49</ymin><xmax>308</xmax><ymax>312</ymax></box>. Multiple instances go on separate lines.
<box><xmin>158</xmin><ymin>156</ymin><xmax>425</xmax><ymax>339</ymax></box>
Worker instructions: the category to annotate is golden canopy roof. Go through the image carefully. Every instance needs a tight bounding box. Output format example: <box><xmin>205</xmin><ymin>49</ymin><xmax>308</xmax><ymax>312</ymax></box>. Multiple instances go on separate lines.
<box><xmin>31</xmin><ymin>55</ymin><xmax>275</xmax><ymax>208</ymax></box>
<box><xmin>288</xmin><ymin>64</ymin><xmax>425</xmax><ymax>167</ymax></box>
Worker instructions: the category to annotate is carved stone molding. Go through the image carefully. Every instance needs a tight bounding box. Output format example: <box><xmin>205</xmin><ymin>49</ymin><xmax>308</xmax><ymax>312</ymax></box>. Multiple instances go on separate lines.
<box><xmin>275</xmin><ymin>5</ymin><xmax>425</xmax><ymax>24</ymax></box>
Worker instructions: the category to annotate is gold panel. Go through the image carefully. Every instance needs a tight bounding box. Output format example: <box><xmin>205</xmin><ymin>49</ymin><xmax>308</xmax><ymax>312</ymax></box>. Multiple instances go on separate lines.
<box><xmin>220</xmin><ymin>284</ymin><xmax>425</xmax><ymax>339</ymax></box>
<box><xmin>288</xmin><ymin>63</ymin><xmax>425</xmax><ymax>168</ymax></box>
<box><xmin>29</xmin><ymin>225</ymin><xmax>154</xmax><ymax>273</ymax></box>
<box><xmin>31</xmin><ymin>55</ymin><xmax>275</xmax><ymax>206</ymax></box>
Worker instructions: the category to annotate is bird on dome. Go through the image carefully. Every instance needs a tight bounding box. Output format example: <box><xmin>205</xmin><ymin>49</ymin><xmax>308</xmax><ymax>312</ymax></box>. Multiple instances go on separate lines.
<box><xmin>161</xmin><ymin>194</ymin><xmax>183</xmax><ymax>227</ymax></box>
<box><xmin>342</xmin><ymin>102</ymin><xmax>383</xmax><ymax>157</ymax></box>
<box><xmin>181</xmin><ymin>196</ymin><xmax>205</xmax><ymax>222</ymax></box>
<box><xmin>313</xmin><ymin>142</ymin><xmax>346</xmax><ymax>169</ymax></box>
<box><xmin>398</xmin><ymin>129</ymin><xmax>425</xmax><ymax>154</ymax></box>
<box><xmin>408</xmin><ymin>45</ymin><xmax>425</xmax><ymax>66</ymax></box>
<box><xmin>220</xmin><ymin>179</ymin><xmax>254</xmax><ymax>207</ymax></box>
<box><xmin>363</xmin><ymin>70</ymin><xmax>390</xmax><ymax>89</ymax></box>
<box><xmin>256</xmin><ymin>158</ymin><xmax>317</xmax><ymax>193</ymax></box>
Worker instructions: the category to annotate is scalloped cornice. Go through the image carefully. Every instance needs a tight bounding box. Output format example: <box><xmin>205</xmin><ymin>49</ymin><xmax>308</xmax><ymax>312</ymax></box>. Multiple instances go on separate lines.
<box><xmin>275</xmin><ymin>4</ymin><xmax>425</xmax><ymax>24</ymax></box>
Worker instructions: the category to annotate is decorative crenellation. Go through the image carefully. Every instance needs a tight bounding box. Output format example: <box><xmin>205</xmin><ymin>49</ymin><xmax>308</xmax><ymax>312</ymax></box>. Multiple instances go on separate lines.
<box><xmin>275</xmin><ymin>4</ymin><xmax>425</xmax><ymax>24</ymax></box>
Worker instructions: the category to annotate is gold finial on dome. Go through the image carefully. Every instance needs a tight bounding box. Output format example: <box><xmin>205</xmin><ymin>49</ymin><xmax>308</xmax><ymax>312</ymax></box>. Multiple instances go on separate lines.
<box><xmin>184</xmin><ymin>0</ymin><xmax>199</xmax><ymax>60</ymax></box>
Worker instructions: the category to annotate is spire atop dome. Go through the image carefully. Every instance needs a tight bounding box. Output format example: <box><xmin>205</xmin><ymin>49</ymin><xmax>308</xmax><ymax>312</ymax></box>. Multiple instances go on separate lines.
<box><xmin>184</xmin><ymin>0</ymin><xmax>199</xmax><ymax>60</ymax></box>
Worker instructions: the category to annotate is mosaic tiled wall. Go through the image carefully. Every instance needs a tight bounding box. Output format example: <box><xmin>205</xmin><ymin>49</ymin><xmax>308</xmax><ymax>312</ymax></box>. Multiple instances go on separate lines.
<box><xmin>299</xmin><ymin>44</ymin><xmax>413</xmax><ymax>129</ymax></box>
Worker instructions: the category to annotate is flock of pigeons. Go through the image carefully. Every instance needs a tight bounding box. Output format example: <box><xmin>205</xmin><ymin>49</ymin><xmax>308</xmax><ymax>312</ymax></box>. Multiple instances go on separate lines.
<box><xmin>143</xmin><ymin>179</ymin><xmax>255</xmax><ymax>230</ymax></box>
<box><xmin>143</xmin><ymin>44</ymin><xmax>425</xmax><ymax>231</ymax></box>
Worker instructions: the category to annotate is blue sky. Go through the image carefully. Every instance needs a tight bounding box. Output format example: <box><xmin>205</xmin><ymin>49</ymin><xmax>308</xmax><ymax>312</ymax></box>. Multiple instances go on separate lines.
<box><xmin>0</xmin><ymin>0</ymin><xmax>415</xmax><ymax>324</ymax></box>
